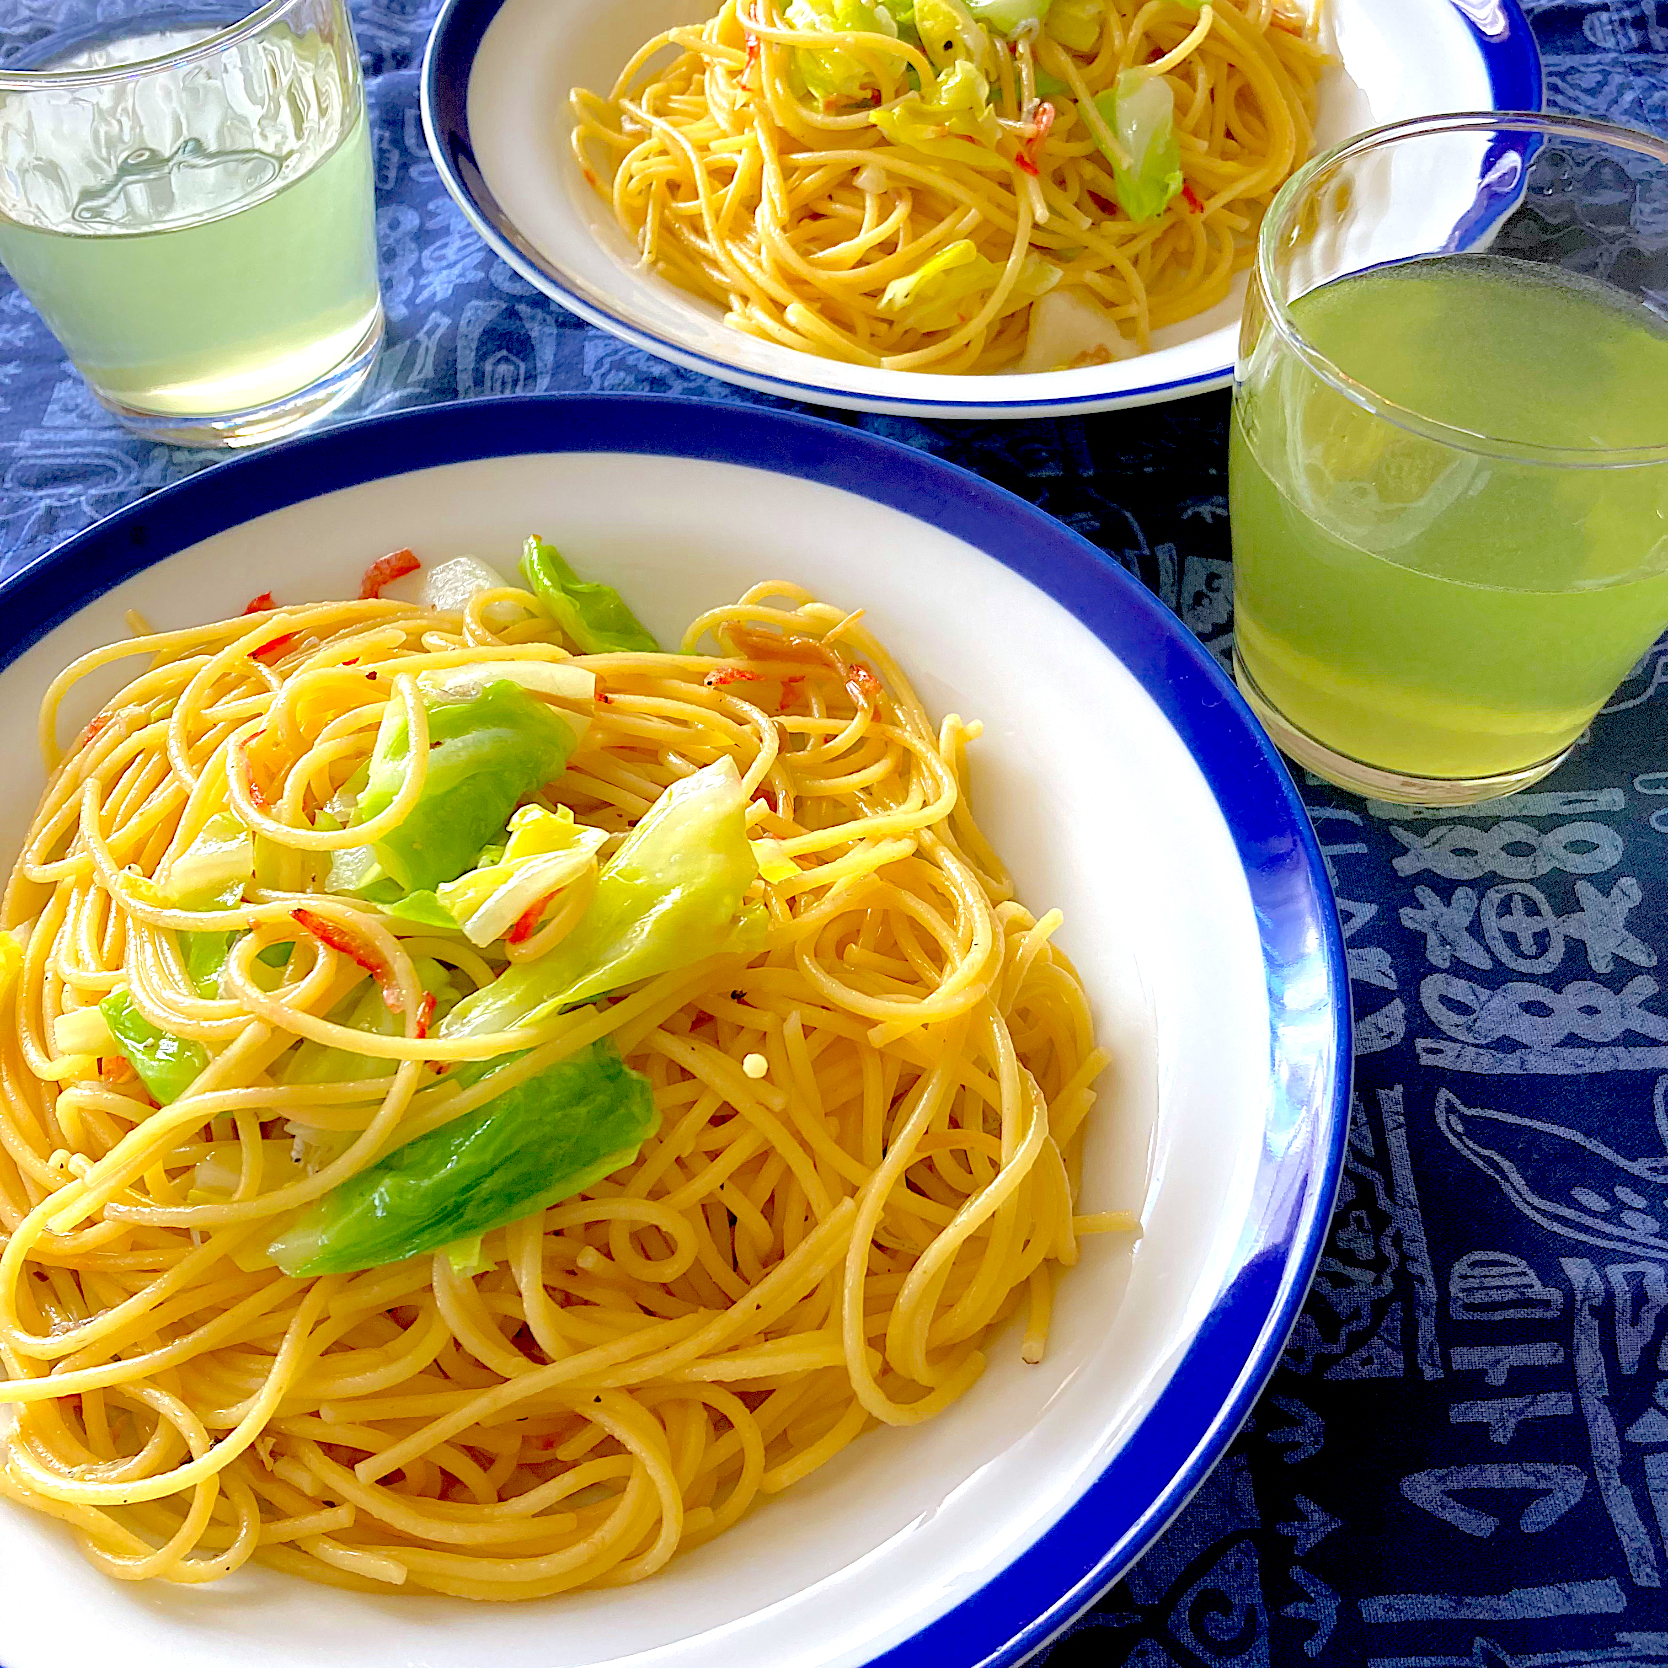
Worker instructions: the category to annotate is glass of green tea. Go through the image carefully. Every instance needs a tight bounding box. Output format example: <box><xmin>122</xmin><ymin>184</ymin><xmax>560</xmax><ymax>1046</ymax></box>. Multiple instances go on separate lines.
<box><xmin>0</xmin><ymin>0</ymin><xmax>382</xmax><ymax>448</ymax></box>
<box><xmin>1230</xmin><ymin>112</ymin><xmax>1668</xmax><ymax>807</ymax></box>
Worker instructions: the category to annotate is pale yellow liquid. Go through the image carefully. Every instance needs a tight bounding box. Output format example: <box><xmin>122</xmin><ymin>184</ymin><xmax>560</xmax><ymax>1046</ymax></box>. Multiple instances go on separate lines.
<box><xmin>0</xmin><ymin>28</ymin><xmax>381</xmax><ymax>418</ymax></box>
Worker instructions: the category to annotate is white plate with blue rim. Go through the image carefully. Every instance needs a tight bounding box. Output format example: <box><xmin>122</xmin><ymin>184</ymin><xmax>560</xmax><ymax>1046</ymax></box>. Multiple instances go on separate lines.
<box><xmin>0</xmin><ymin>395</ymin><xmax>1348</xmax><ymax>1668</ymax></box>
<box><xmin>419</xmin><ymin>0</ymin><xmax>1542</xmax><ymax>418</ymax></box>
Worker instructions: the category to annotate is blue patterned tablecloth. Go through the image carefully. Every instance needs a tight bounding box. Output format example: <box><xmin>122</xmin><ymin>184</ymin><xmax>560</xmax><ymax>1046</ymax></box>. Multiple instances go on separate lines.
<box><xmin>4</xmin><ymin>2</ymin><xmax>1668</xmax><ymax>1661</ymax></box>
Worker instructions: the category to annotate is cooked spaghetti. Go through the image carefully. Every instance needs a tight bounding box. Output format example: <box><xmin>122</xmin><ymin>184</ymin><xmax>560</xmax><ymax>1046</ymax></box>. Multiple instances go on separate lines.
<box><xmin>0</xmin><ymin>547</ymin><xmax>1125</xmax><ymax>1596</ymax></box>
<box><xmin>571</xmin><ymin>0</ymin><xmax>1326</xmax><ymax>373</ymax></box>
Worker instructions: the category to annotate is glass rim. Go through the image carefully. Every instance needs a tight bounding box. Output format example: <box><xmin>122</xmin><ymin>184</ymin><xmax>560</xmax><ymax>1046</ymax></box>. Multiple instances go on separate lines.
<box><xmin>0</xmin><ymin>1</ymin><xmax>302</xmax><ymax>88</ymax></box>
<box><xmin>1254</xmin><ymin>108</ymin><xmax>1668</xmax><ymax>470</ymax></box>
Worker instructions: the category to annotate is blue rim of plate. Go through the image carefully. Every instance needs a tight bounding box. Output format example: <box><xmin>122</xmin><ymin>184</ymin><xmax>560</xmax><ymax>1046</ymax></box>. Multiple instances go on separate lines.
<box><xmin>417</xmin><ymin>0</ymin><xmax>1544</xmax><ymax>415</ymax></box>
<box><xmin>0</xmin><ymin>394</ymin><xmax>1351</xmax><ymax>1668</ymax></box>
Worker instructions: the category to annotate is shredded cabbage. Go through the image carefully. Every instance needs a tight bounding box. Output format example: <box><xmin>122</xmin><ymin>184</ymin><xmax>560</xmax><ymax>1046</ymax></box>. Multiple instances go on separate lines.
<box><xmin>1043</xmin><ymin>0</ymin><xmax>1102</xmax><ymax>50</ymax></box>
<box><xmin>268</xmin><ymin>1040</ymin><xmax>658</xmax><ymax>1276</ymax></box>
<box><xmin>354</xmin><ymin>680</ymin><xmax>580</xmax><ymax>894</ymax></box>
<box><xmin>786</xmin><ymin>0</ymin><xmax>901</xmax><ymax>102</ymax></box>
<box><xmin>441</xmin><ymin>759</ymin><xmax>764</xmax><ymax>1042</ymax></box>
<box><xmin>1018</xmin><ymin>286</ymin><xmax>1135</xmax><ymax>372</ymax></box>
<box><xmin>181</xmin><ymin>930</ymin><xmax>237</xmax><ymax>998</ymax></box>
<box><xmin>164</xmin><ymin>812</ymin><xmax>253</xmax><ymax>910</ymax></box>
<box><xmin>519</xmin><ymin>539</ymin><xmax>659</xmax><ymax>654</ymax></box>
<box><xmin>53</xmin><ymin>1006</ymin><xmax>113</xmax><ymax>1056</ymax></box>
<box><xmin>913</xmin><ymin>0</ymin><xmax>990</xmax><ymax>68</ymax></box>
<box><xmin>871</xmin><ymin>63</ymin><xmax>1004</xmax><ymax>157</ymax></box>
<box><xmin>422</xmin><ymin>805</ymin><xmax>608</xmax><ymax>946</ymax></box>
<box><xmin>880</xmin><ymin>239</ymin><xmax>1060</xmax><ymax>332</ymax></box>
<box><xmin>964</xmin><ymin>0</ymin><xmax>1051</xmax><ymax>37</ymax></box>
<box><xmin>1092</xmin><ymin>72</ymin><xmax>1184</xmax><ymax>223</ymax></box>
<box><xmin>418</xmin><ymin>556</ymin><xmax>515</xmax><ymax>613</ymax></box>
<box><xmin>327</xmin><ymin>843</ymin><xmax>386</xmax><ymax>898</ymax></box>
<box><xmin>100</xmin><ymin>991</ymin><xmax>208</xmax><ymax>1105</ymax></box>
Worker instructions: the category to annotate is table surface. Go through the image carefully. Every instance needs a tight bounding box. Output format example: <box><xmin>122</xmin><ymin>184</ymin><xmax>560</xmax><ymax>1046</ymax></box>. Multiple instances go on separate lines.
<box><xmin>3</xmin><ymin>0</ymin><xmax>1668</xmax><ymax>1660</ymax></box>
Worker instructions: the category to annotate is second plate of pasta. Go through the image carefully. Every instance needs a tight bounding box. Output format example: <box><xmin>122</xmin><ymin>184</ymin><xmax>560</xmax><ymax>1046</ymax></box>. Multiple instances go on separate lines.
<box><xmin>422</xmin><ymin>0</ymin><xmax>1540</xmax><ymax>414</ymax></box>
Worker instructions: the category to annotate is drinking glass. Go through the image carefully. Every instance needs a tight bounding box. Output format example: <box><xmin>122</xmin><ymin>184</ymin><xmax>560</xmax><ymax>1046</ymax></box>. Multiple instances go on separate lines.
<box><xmin>0</xmin><ymin>0</ymin><xmax>383</xmax><ymax>448</ymax></box>
<box><xmin>1229</xmin><ymin>112</ymin><xmax>1668</xmax><ymax>807</ymax></box>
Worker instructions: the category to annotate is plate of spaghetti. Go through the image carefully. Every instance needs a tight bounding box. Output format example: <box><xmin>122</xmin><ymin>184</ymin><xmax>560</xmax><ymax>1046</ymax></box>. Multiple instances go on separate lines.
<box><xmin>0</xmin><ymin>395</ymin><xmax>1347</xmax><ymax>1668</ymax></box>
<box><xmin>421</xmin><ymin>0</ymin><xmax>1540</xmax><ymax>415</ymax></box>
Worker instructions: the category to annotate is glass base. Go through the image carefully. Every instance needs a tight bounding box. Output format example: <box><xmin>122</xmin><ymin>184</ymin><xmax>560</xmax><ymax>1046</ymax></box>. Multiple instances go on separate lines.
<box><xmin>1232</xmin><ymin>649</ymin><xmax>1572</xmax><ymax>807</ymax></box>
<box><xmin>90</xmin><ymin>306</ymin><xmax>384</xmax><ymax>450</ymax></box>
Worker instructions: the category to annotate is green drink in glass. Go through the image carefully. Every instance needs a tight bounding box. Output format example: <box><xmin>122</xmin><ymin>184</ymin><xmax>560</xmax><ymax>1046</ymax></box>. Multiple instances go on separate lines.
<box><xmin>0</xmin><ymin>2</ymin><xmax>382</xmax><ymax>449</ymax></box>
<box><xmin>1230</xmin><ymin>113</ymin><xmax>1668</xmax><ymax>806</ymax></box>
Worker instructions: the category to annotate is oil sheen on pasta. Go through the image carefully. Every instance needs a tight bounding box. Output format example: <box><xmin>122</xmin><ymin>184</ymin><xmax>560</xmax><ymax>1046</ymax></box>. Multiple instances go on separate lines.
<box><xmin>0</xmin><ymin>558</ymin><xmax>1121</xmax><ymax>1596</ymax></box>
<box><xmin>571</xmin><ymin>0</ymin><xmax>1323</xmax><ymax>374</ymax></box>
<box><xmin>1231</xmin><ymin>253</ymin><xmax>1668</xmax><ymax>781</ymax></box>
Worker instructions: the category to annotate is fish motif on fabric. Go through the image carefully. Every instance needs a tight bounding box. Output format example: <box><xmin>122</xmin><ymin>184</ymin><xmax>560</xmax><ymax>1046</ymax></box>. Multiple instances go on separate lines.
<box><xmin>1434</xmin><ymin>1082</ymin><xmax>1668</xmax><ymax>1260</ymax></box>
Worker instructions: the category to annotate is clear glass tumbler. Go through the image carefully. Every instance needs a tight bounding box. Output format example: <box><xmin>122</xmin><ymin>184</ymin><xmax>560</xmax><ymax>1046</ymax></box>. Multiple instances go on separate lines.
<box><xmin>0</xmin><ymin>0</ymin><xmax>383</xmax><ymax>448</ymax></box>
<box><xmin>1230</xmin><ymin>112</ymin><xmax>1668</xmax><ymax>807</ymax></box>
